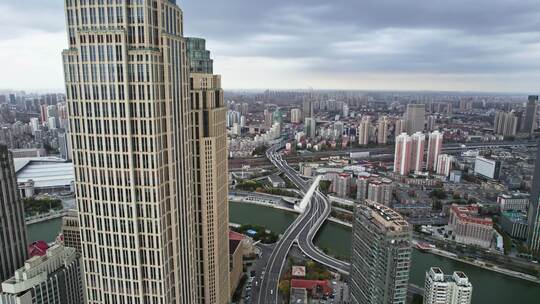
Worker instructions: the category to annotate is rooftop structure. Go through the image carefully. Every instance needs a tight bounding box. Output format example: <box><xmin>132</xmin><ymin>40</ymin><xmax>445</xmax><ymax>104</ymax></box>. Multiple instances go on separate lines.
<box><xmin>0</xmin><ymin>245</ymin><xmax>84</xmax><ymax>304</ymax></box>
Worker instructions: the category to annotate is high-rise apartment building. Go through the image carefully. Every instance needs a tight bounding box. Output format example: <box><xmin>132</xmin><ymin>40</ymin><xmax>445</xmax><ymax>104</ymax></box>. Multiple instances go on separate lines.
<box><xmin>395</xmin><ymin>119</ymin><xmax>406</xmax><ymax>136</ymax></box>
<box><xmin>187</xmin><ymin>39</ymin><xmax>230</xmax><ymax>304</ymax></box>
<box><xmin>62</xmin><ymin>1</ymin><xmax>226</xmax><ymax>303</ymax></box>
<box><xmin>377</xmin><ymin>116</ymin><xmax>389</xmax><ymax>144</ymax></box>
<box><xmin>0</xmin><ymin>145</ymin><xmax>27</xmax><ymax>282</ymax></box>
<box><xmin>0</xmin><ymin>245</ymin><xmax>84</xmax><ymax>304</ymax></box>
<box><xmin>494</xmin><ymin>111</ymin><xmax>518</xmax><ymax>137</ymax></box>
<box><xmin>527</xmin><ymin>144</ymin><xmax>540</xmax><ymax>253</ymax></box>
<box><xmin>423</xmin><ymin>267</ymin><xmax>473</xmax><ymax>304</ymax></box>
<box><xmin>405</xmin><ymin>104</ymin><xmax>425</xmax><ymax>134</ymax></box>
<box><xmin>410</xmin><ymin>132</ymin><xmax>426</xmax><ymax>173</ymax></box>
<box><xmin>302</xmin><ymin>99</ymin><xmax>314</xmax><ymax>120</ymax></box>
<box><xmin>436</xmin><ymin>154</ymin><xmax>454</xmax><ymax>177</ymax></box>
<box><xmin>427</xmin><ymin>131</ymin><xmax>443</xmax><ymax>172</ymax></box>
<box><xmin>521</xmin><ymin>95</ymin><xmax>538</xmax><ymax>135</ymax></box>
<box><xmin>305</xmin><ymin>117</ymin><xmax>316</xmax><ymax>139</ymax></box>
<box><xmin>394</xmin><ymin>133</ymin><xmax>412</xmax><ymax>176</ymax></box>
<box><xmin>357</xmin><ymin>116</ymin><xmax>371</xmax><ymax>146</ymax></box>
<box><xmin>350</xmin><ymin>201</ymin><xmax>412</xmax><ymax>304</ymax></box>
<box><xmin>290</xmin><ymin>108</ymin><xmax>302</xmax><ymax>124</ymax></box>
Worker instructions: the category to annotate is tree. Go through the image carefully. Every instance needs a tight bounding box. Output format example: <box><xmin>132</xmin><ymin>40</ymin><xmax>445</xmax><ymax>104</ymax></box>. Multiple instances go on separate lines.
<box><xmin>278</xmin><ymin>280</ymin><xmax>291</xmax><ymax>299</ymax></box>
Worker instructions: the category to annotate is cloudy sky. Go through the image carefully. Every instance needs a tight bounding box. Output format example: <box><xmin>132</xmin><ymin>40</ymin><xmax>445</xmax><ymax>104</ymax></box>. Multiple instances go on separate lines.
<box><xmin>1</xmin><ymin>0</ymin><xmax>540</xmax><ymax>92</ymax></box>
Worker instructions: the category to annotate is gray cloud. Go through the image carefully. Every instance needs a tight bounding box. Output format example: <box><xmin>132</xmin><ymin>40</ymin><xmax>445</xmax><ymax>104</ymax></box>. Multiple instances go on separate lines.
<box><xmin>2</xmin><ymin>0</ymin><xmax>540</xmax><ymax>91</ymax></box>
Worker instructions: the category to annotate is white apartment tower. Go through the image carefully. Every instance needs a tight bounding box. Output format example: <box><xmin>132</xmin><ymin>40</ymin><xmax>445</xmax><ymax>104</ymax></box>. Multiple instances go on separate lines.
<box><xmin>427</xmin><ymin>131</ymin><xmax>444</xmax><ymax>172</ymax></box>
<box><xmin>424</xmin><ymin>267</ymin><xmax>473</xmax><ymax>304</ymax></box>
<box><xmin>410</xmin><ymin>132</ymin><xmax>426</xmax><ymax>173</ymax></box>
<box><xmin>62</xmin><ymin>1</ymin><xmax>226</xmax><ymax>303</ymax></box>
<box><xmin>394</xmin><ymin>133</ymin><xmax>412</xmax><ymax>176</ymax></box>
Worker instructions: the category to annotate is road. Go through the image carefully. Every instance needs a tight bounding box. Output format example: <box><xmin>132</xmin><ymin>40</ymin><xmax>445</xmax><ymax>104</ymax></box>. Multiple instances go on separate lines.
<box><xmin>230</xmin><ymin>140</ymin><xmax>537</xmax><ymax>169</ymax></box>
<box><xmin>255</xmin><ymin>139</ymin><xmax>537</xmax><ymax>303</ymax></box>
<box><xmin>257</xmin><ymin>144</ymin><xmax>350</xmax><ymax>304</ymax></box>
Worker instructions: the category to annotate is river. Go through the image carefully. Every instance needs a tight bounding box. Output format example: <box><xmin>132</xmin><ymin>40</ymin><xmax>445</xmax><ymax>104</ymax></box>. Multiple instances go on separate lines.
<box><xmin>27</xmin><ymin>202</ymin><xmax>540</xmax><ymax>303</ymax></box>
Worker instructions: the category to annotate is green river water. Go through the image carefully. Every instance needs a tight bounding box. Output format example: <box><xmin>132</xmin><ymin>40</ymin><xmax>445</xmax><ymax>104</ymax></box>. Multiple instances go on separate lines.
<box><xmin>27</xmin><ymin>202</ymin><xmax>540</xmax><ymax>303</ymax></box>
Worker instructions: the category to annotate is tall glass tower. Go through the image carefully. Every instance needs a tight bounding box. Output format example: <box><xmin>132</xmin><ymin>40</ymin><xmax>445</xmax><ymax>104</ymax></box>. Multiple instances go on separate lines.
<box><xmin>62</xmin><ymin>1</ymin><xmax>221</xmax><ymax>303</ymax></box>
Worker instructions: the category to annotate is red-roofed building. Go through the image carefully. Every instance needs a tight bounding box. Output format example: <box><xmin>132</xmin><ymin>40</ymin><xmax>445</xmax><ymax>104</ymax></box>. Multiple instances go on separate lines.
<box><xmin>27</xmin><ymin>241</ymin><xmax>49</xmax><ymax>258</ymax></box>
<box><xmin>229</xmin><ymin>231</ymin><xmax>246</xmax><ymax>297</ymax></box>
<box><xmin>449</xmin><ymin>204</ymin><xmax>493</xmax><ymax>248</ymax></box>
<box><xmin>291</xmin><ymin>279</ymin><xmax>333</xmax><ymax>299</ymax></box>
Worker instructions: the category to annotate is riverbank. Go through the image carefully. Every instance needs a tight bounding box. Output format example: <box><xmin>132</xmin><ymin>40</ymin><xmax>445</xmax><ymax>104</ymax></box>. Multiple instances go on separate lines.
<box><xmin>25</xmin><ymin>202</ymin><xmax>540</xmax><ymax>304</ymax></box>
<box><xmin>231</xmin><ymin>199</ymin><xmax>538</xmax><ymax>284</ymax></box>
<box><xmin>424</xmin><ymin>247</ymin><xmax>540</xmax><ymax>284</ymax></box>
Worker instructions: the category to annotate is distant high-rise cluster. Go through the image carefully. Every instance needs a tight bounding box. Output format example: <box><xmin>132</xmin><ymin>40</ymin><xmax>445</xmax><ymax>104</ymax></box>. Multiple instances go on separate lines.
<box><xmin>350</xmin><ymin>201</ymin><xmax>412</xmax><ymax>304</ymax></box>
<box><xmin>394</xmin><ymin>131</ymin><xmax>442</xmax><ymax>175</ymax></box>
<box><xmin>424</xmin><ymin>267</ymin><xmax>473</xmax><ymax>304</ymax></box>
<box><xmin>0</xmin><ymin>145</ymin><xmax>27</xmax><ymax>282</ymax></box>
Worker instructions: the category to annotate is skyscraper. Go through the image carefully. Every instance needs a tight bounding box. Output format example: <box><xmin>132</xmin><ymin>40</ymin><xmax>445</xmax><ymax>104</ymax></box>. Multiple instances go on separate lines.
<box><xmin>427</xmin><ymin>131</ymin><xmax>443</xmax><ymax>172</ymax></box>
<box><xmin>0</xmin><ymin>145</ymin><xmax>28</xmax><ymax>282</ymax></box>
<box><xmin>423</xmin><ymin>268</ymin><xmax>473</xmax><ymax>304</ymax></box>
<box><xmin>527</xmin><ymin>143</ymin><xmax>540</xmax><ymax>253</ymax></box>
<box><xmin>405</xmin><ymin>104</ymin><xmax>426</xmax><ymax>134</ymax></box>
<box><xmin>394</xmin><ymin>133</ymin><xmax>412</xmax><ymax>176</ymax></box>
<box><xmin>410</xmin><ymin>132</ymin><xmax>426</xmax><ymax>173</ymax></box>
<box><xmin>187</xmin><ymin>38</ymin><xmax>230</xmax><ymax>304</ymax></box>
<box><xmin>62</xmin><ymin>1</ymin><xmax>223</xmax><ymax>303</ymax></box>
<box><xmin>350</xmin><ymin>201</ymin><xmax>412</xmax><ymax>304</ymax></box>
<box><xmin>522</xmin><ymin>95</ymin><xmax>538</xmax><ymax>135</ymax></box>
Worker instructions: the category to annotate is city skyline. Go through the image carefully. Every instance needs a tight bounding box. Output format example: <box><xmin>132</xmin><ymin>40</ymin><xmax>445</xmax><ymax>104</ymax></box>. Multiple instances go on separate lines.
<box><xmin>2</xmin><ymin>1</ymin><xmax>540</xmax><ymax>92</ymax></box>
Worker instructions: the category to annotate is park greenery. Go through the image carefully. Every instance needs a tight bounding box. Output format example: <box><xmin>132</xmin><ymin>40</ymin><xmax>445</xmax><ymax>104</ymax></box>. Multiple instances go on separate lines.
<box><xmin>23</xmin><ymin>197</ymin><xmax>62</xmax><ymax>217</ymax></box>
<box><xmin>232</xmin><ymin>224</ymin><xmax>278</xmax><ymax>244</ymax></box>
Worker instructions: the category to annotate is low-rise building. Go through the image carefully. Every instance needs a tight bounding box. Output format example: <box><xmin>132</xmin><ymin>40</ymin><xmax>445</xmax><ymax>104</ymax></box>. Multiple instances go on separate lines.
<box><xmin>229</xmin><ymin>231</ymin><xmax>246</xmax><ymax>297</ymax></box>
<box><xmin>0</xmin><ymin>245</ymin><xmax>84</xmax><ymax>304</ymax></box>
<box><xmin>449</xmin><ymin>204</ymin><xmax>493</xmax><ymax>248</ymax></box>
<box><xmin>424</xmin><ymin>267</ymin><xmax>473</xmax><ymax>304</ymax></box>
<box><xmin>500</xmin><ymin>211</ymin><xmax>528</xmax><ymax>240</ymax></box>
<box><xmin>497</xmin><ymin>193</ymin><xmax>529</xmax><ymax>212</ymax></box>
